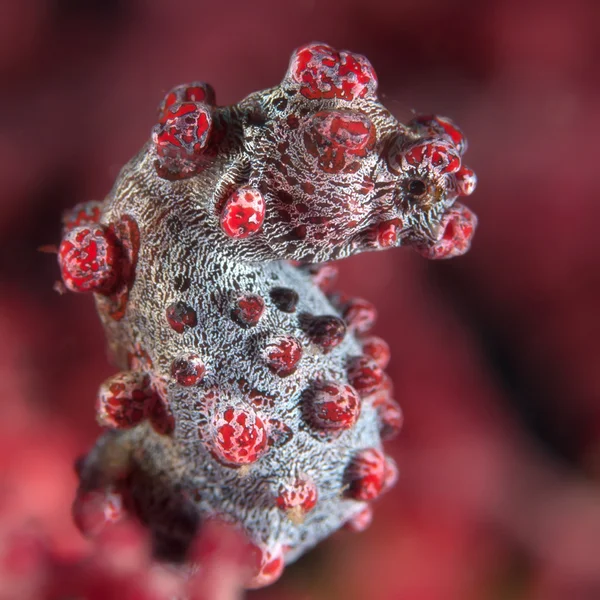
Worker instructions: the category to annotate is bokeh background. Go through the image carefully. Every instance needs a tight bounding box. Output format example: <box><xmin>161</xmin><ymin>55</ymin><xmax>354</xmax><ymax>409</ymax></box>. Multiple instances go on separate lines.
<box><xmin>1</xmin><ymin>0</ymin><xmax>600</xmax><ymax>598</ymax></box>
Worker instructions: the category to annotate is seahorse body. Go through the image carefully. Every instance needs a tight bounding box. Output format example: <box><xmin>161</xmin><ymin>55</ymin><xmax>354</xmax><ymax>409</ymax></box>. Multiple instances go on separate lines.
<box><xmin>59</xmin><ymin>43</ymin><xmax>477</xmax><ymax>588</ymax></box>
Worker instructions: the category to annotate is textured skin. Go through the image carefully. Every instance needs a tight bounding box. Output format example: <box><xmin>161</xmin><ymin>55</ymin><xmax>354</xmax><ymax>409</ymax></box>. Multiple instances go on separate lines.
<box><xmin>59</xmin><ymin>42</ymin><xmax>477</xmax><ymax>589</ymax></box>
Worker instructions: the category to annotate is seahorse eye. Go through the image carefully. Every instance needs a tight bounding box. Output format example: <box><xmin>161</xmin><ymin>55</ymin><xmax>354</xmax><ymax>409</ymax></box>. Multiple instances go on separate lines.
<box><xmin>407</xmin><ymin>178</ymin><xmax>428</xmax><ymax>197</ymax></box>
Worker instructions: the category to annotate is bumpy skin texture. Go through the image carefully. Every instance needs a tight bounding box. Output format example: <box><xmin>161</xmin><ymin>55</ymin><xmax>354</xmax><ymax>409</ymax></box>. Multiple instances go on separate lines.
<box><xmin>59</xmin><ymin>43</ymin><xmax>477</xmax><ymax>589</ymax></box>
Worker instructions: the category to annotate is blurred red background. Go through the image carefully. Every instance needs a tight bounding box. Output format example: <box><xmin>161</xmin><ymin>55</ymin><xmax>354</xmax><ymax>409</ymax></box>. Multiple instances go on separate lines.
<box><xmin>1</xmin><ymin>0</ymin><xmax>600</xmax><ymax>598</ymax></box>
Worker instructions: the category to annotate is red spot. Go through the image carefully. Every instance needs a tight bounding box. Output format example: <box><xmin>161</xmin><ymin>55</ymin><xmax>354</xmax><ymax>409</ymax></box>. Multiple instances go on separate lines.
<box><xmin>171</xmin><ymin>355</ymin><xmax>206</xmax><ymax>386</ymax></box>
<box><xmin>58</xmin><ymin>225</ymin><xmax>120</xmax><ymax>294</ymax></box>
<box><xmin>96</xmin><ymin>371</ymin><xmax>154</xmax><ymax>429</ymax></box>
<box><xmin>347</xmin><ymin>356</ymin><xmax>384</xmax><ymax>397</ymax></box>
<box><xmin>220</xmin><ymin>187</ymin><xmax>265</xmax><ymax>239</ymax></box>
<box><xmin>165</xmin><ymin>301</ymin><xmax>197</xmax><ymax>333</ymax></box>
<box><xmin>360</xmin><ymin>335</ymin><xmax>391</xmax><ymax>369</ymax></box>
<box><xmin>306</xmin><ymin>315</ymin><xmax>346</xmax><ymax>351</ymax></box>
<box><xmin>288</xmin><ymin>43</ymin><xmax>377</xmax><ymax>101</ymax></box>
<box><xmin>276</xmin><ymin>477</ymin><xmax>318</xmax><ymax>513</ymax></box>
<box><xmin>344</xmin><ymin>506</ymin><xmax>373</xmax><ymax>533</ymax></box>
<box><xmin>341</xmin><ymin>297</ymin><xmax>377</xmax><ymax>334</ymax></box>
<box><xmin>153</xmin><ymin>101</ymin><xmax>213</xmax><ymax>179</ymax></box>
<box><xmin>345</xmin><ymin>448</ymin><xmax>386</xmax><ymax>501</ymax></box>
<box><xmin>211</xmin><ymin>405</ymin><xmax>268</xmax><ymax>466</ymax></box>
<box><xmin>262</xmin><ymin>335</ymin><xmax>303</xmax><ymax>377</ymax></box>
<box><xmin>308</xmin><ymin>381</ymin><xmax>361</xmax><ymax>430</ymax></box>
<box><xmin>232</xmin><ymin>294</ymin><xmax>265</xmax><ymax>327</ymax></box>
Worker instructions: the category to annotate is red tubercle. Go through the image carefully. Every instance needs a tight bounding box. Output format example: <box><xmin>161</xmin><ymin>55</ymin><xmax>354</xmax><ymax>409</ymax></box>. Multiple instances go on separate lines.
<box><xmin>269</xmin><ymin>287</ymin><xmax>299</xmax><ymax>313</ymax></box>
<box><xmin>188</xmin><ymin>516</ymin><xmax>248</xmax><ymax>563</ymax></box>
<box><xmin>308</xmin><ymin>381</ymin><xmax>361</xmax><ymax>431</ymax></box>
<box><xmin>345</xmin><ymin>448</ymin><xmax>386</xmax><ymax>501</ymax></box>
<box><xmin>127</xmin><ymin>344</ymin><xmax>153</xmax><ymax>371</ymax></box>
<box><xmin>275</xmin><ymin>477</ymin><xmax>318</xmax><ymax>514</ymax></box>
<box><xmin>146</xmin><ymin>395</ymin><xmax>175</xmax><ymax>436</ymax></box>
<box><xmin>304</xmin><ymin>263</ymin><xmax>338</xmax><ymax>292</ymax></box>
<box><xmin>387</xmin><ymin>135</ymin><xmax>462</xmax><ymax>178</ymax></box>
<box><xmin>96</xmin><ymin>371</ymin><xmax>155</xmax><ymax>429</ymax></box>
<box><xmin>220</xmin><ymin>187</ymin><xmax>266</xmax><ymax>239</ymax></box>
<box><xmin>187</xmin><ymin>517</ymin><xmax>258</xmax><ymax>596</ymax></box>
<box><xmin>404</xmin><ymin>141</ymin><xmax>461</xmax><ymax>175</ymax></box>
<box><xmin>153</xmin><ymin>101</ymin><xmax>213</xmax><ymax>180</ymax></box>
<box><xmin>58</xmin><ymin>225</ymin><xmax>120</xmax><ymax>294</ymax></box>
<box><xmin>158</xmin><ymin>82</ymin><xmax>216</xmax><ymax>119</ymax></box>
<box><xmin>157</xmin><ymin>102</ymin><xmax>211</xmax><ymax>143</ymax></box>
<box><xmin>62</xmin><ymin>200</ymin><xmax>103</xmax><ymax>232</ymax></box>
<box><xmin>347</xmin><ymin>356</ymin><xmax>385</xmax><ymax>397</ymax></box>
<box><xmin>98</xmin><ymin>215</ymin><xmax>140</xmax><ymax>321</ymax></box>
<box><xmin>410</xmin><ymin>114</ymin><xmax>467</xmax><ymax>155</ymax></box>
<box><xmin>211</xmin><ymin>405</ymin><xmax>269</xmax><ymax>466</ymax></box>
<box><xmin>383</xmin><ymin>455</ymin><xmax>399</xmax><ymax>492</ymax></box>
<box><xmin>326</xmin><ymin>290</ymin><xmax>350</xmax><ymax>312</ymax></box>
<box><xmin>246</xmin><ymin>543</ymin><xmax>285</xmax><ymax>589</ymax></box>
<box><xmin>344</xmin><ymin>505</ymin><xmax>373</xmax><ymax>533</ymax></box>
<box><xmin>171</xmin><ymin>355</ymin><xmax>206</xmax><ymax>386</ymax></box>
<box><xmin>415</xmin><ymin>203</ymin><xmax>477</xmax><ymax>260</ymax></box>
<box><xmin>374</xmin><ymin>219</ymin><xmax>403</xmax><ymax>248</ymax></box>
<box><xmin>304</xmin><ymin>110</ymin><xmax>376</xmax><ymax>173</ymax></box>
<box><xmin>182</xmin><ymin>84</ymin><xmax>216</xmax><ymax>105</ymax></box>
<box><xmin>287</xmin><ymin>43</ymin><xmax>377</xmax><ymax>101</ymax></box>
<box><xmin>360</xmin><ymin>335</ymin><xmax>391</xmax><ymax>369</ymax></box>
<box><xmin>313</xmin><ymin>111</ymin><xmax>375</xmax><ymax>152</ymax></box>
<box><xmin>341</xmin><ymin>297</ymin><xmax>377</xmax><ymax>335</ymax></box>
<box><xmin>373</xmin><ymin>395</ymin><xmax>403</xmax><ymax>441</ymax></box>
<box><xmin>455</xmin><ymin>165</ymin><xmax>477</xmax><ymax>196</ymax></box>
<box><xmin>305</xmin><ymin>315</ymin><xmax>346</xmax><ymax>351</ymax></box>
<box><xmin>166</xmin><ymin>301</ymin><xmax>198</xmax><ymax>333</ymax></box>
<box><xmin>355</xmin><ymin>219</ymin><xmax>404</xmax><ymax>251</ymax></box>
<box><xmin>231</xmin><ymin>293</ymin><xmax>265</xmax><ymax>327</ymax></box>
<box><xmin>262</xmin><ymin>335</ymin><xmax>303</xmax><ymax>377</ymax></box>
<box><xmin>72</xmin><ymin>487</ymin><xmax>124</xmax><ymax>537</ymax></box>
